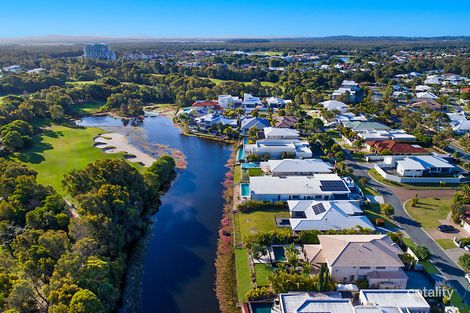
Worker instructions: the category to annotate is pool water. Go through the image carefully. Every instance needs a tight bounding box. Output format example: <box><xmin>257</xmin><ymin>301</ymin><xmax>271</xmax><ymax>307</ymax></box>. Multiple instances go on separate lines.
<box><xmin>237</xmin><ymin>148</ymin><xmax>246</xmax><ymax>161</ymax></box>
<box><xmin>242</xmin><ymin>162</ymin><xmax>258</xmax><ymax>169</ymax></box>
<box><xmin>241</xmin><ymin>183</ymin><xmax>250</xmax><ymax>197</ymax></box>
<box><xmin>272</xmin><ymin>246</ymin><xmax>286</xmax><ymax>262</ymax></box>
<box><xmin>250</xmin><ymin>302</ymin><xmax>273</xmax><ymax>313</ymax></box>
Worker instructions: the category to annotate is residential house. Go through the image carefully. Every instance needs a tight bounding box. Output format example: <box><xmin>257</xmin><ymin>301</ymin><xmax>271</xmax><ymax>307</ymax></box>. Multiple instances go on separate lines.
<box><xmin>332</xmin><ymin>80</ymin><xmax>361</xmax><ymax>102</ymax></box>
<box><xmin>194</xmin><ymin>113</ymin><xmax>237</xmax><ymax>130</ymax></box>
<box><xmin>321</xmin><ymin>100</ymin><xmax>348</xmax><ymax>112</ymax></box>
<box><xmin>447</xmin><ymin>112</ymin><xmax>470</xmax><ymax>134</ymax></box>
<box><xmin>266</xmin><ymin>96</ymin><xmax>288</xmax><ymax>108</ymax></box>
<box><xmin>191</xmin><ymin>100</ymin><xmax>222</xmax><ymax>111</ymax></box>
<box><xmin>249</xmin><ymin>174</ymin><xmax>351</xmax><ymax>201</ymax></box>
<box><xmin>243</xmin><ymin>93</ymin><xmax>262</xmax><ymax>108</ymax></box>
<box><xmin>275</xmin><ymin>292</ymin><xmax>355</xmax><ymax>313</ymax></box>
<box><xmin>262</xmin><ymin>158</ymin><xmax>332</xmax><ymax>176</ymax></box>
<box><xmin>358</xmin><ymin>290</ymin><xmax>430</xmax><ymax>313</ymax></box>
<box><xmin>262</xmin><ymin>127</ymin><xmax>299</xmax><ymax>140</ymax></box>
<box><xmin>240</xmin><ymin>117</ymin><xmax>270</xmax><ymax>133</ymax></box>
<box><xmin>343</xmin><ymin>121</ymin><xmax>391</xmax><ymax>132</ymax></box>
<box><xmin>374</xmin><ymin>155</ymin><xmax>462</xmax><ymax>183</ymax></box>
<box><xmin>273</xmin><ymin>290</ymin><xmax>430</xmax><ymax>313</ymax></box>
<box><xmin>274</xmin><ymin>116</ymin><xmax>299</xmax><ymax>128</ymax></box>
<box><xmin>304</xmin><ymin>235</ymin><xmax>408</xmax><ymax>288</ymax></box>
<box><xmin>244</xmin><ymin>139</ymin><xmax>312</xmax><ymax>159</ymax></box>
<box><xmin>411</xmin><ymin>99</ymin><xmax>442</xmax><ymax>111</ymax></box>
<box><xmin>288</xmin><ymin>200</ymin><xmax>375</xmax><ymax>232</ymax></box>
<box><xmin>365</xmin><ymin>140</ymin><xmax>428</xmax><ymax>154</ymax></box>
<box><xmin>460</xmin><ymin>205</ymin><xmax>470</xmax><ymax>233</ymax></box>
<box><xmin>416</xmin><ymin>92</ymin><xmax>438</xmax><ymax>100</ymax></box>
<box><xmin>336</xmin><ymin>113</ymin><xmax>367</xmax><ymax>125</ymax></box>
<box><xmin>217</xmin><ymin>95</ymin><xmax>242</xmax><ymax>109</ymax></box>
<box><xmin>391</xmin><ymin>155</ymin><xmax>458</xmax><ymax>177</ymax></box>
<box><xmin>357</xmin><ymin>130</ymin><xmax>416</xmax><ymax>142</ymax></box>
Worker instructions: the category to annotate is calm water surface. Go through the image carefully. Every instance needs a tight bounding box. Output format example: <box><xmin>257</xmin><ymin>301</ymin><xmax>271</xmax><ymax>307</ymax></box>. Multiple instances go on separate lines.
<box><xmin>79</xmin><ymin>116</ymin><xmax>231</xmax><ymax>313</ymax></box>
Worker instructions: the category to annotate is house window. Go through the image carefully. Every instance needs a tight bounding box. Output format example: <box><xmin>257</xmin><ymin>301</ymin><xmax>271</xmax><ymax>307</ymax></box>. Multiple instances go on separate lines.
<box><xmin>358</xmin><ymin>275</ymin><xmax>367</xmax><ymax>280</ymax></box>
<box><xmin>376</xmin><ymin>267</ymin><xmax>386</xmax><ymax>270</ymax></box>
<box><xmin>359</xmin><ymin>266</ymin><xmax>370</xmax><ymax>269</ymax></box>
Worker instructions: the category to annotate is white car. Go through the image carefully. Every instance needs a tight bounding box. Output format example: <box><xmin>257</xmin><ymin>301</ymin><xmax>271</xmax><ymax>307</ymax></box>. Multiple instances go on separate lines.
<box><xmin>466</xmin><ymin>273</ymin><xmax>470</xmax><ymax>284</ymax></box>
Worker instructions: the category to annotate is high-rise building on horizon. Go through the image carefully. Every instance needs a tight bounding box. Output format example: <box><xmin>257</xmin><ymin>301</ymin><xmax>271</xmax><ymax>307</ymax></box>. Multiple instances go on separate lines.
<box><xmin>83</xmin><ymin>43</ymin><xmax>116</xmax><ymax>60</ymax></box>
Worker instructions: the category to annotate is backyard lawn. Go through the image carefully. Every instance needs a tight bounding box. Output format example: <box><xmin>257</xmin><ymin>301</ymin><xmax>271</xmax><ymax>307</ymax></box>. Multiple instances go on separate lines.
<box><xmin>254</xmin><ymin>263</ymin><xmax>272</xmax><ymax>287</ymax></box>
<box><xmin>234</xmin><ymin>165</ymin><xmax>241</xmax><ymax>184</ymax></box>
<box><xmin>404</xmin><ymin>197</ymin><xmax>452</xmax><ymax>230</ymax></box>
<box><xmin>12</xmin><ymin>124</ymin><xmax>141</xmax><ymax>194</ymax></box>
<box><xmin>235</xmin><ymin>248</ymin><xmax>252</xmax><ymax>302</ymax></box>
<box><xmin>234</xmin><ymin>208</ymin><xmax>290</xmax><ymax>245</ymax></box>
<box><xmin>248</xmin><ymin>167</ymin><xmax>263</xmax><ymax>176</ymax></box>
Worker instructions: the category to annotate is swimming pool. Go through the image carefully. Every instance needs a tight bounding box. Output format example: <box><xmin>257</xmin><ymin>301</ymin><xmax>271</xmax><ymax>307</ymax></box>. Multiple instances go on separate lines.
<box><xmin>242</xmin><ymin>162</ymin><xmax>258</xmax><ymax>169</ymax></box>
<box><xmin>240</xmin><ymin>183</ymin><xmax>250</xmax><ymax>197</ymax></box>
<box><xmin>237</xmin><ymin>148</ymin><xmax>245</xmax><ymax>161</ymax></box>
<box><xmin>249</xmin><ymin>302</ymin><xmax>273</xmax><ymax>313</ymax></box>
<box><xmin>272</xmin><ymin>246</ymin><xmax>286</xmax><ymax>262</ymax></box>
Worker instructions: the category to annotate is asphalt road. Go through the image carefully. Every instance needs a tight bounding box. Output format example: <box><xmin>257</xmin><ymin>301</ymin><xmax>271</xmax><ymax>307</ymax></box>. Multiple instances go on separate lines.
<box><xmin>344</xmin><ymin>151</ymin><xmax>470</xmax><ymax>306</ymax></box>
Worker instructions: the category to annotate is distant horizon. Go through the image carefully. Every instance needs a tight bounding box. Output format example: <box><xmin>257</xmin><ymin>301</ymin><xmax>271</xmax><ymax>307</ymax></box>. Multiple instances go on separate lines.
<box><xmin>2</xmin><ymin>0</ymin><xmax>470</xmax><ymax>39</ymax></box>
<box><xmin>1</xmin><ymin>34</ymin><xmax>470</xmax><ymax>45</ymax></box>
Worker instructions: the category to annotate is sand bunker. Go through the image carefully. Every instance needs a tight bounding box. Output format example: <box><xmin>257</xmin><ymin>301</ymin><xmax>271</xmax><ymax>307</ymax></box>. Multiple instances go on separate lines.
<box><xmin>94</xmin><ymin>133</ymin><xmax>156</xmax><ymax>167</ymax></box>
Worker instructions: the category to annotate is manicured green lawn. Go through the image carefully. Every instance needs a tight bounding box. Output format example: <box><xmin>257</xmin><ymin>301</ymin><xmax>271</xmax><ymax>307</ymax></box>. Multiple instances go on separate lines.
<box><xmin>247</xmin><ymin>168</ymin><xmax>263</xmax><ymax>176</ymax></box>
<box><xmin>235</xmin><ymin>248</ymin><xmax>252</xmax><ymax>302</ymax></box>
<box><xmin>235</xmin><ymin>208</ymin><xmax>290</xmax><ymax>244</ymax></box>
<box><xmin>12</xmin><ymin>124</ymin><xmax>141</xmax><ymax>194</ymax></box>
<box><xmin>234</xmin><ymin>165</ymin><xmax>241</xmax><ymax>184</ymax></box>
<box><xmin>254</xmin><ymin>263</ymin><xmax>272</xmax><ymax>287</ymax></box>
<box><xmin>436</xmin><ymin>238</ymin><xmax>457</xmax><ymax>250</ymax></box>
<box><xmin>404</xmin><ymin>197</ymin><xmax>452</xmax><ymax>230</ymax></box>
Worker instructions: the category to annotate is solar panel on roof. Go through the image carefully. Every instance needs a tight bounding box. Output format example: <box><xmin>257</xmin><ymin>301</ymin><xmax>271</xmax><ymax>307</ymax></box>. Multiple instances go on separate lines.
<box><xmin>320</xmin><ymin>180</ymin><xmax>349</xmax><ymax>192</ymax></box>
<box><xmin>312</xmin><ymin>203</ymin><xmax>326</xmax><ymax>215</ymax></box>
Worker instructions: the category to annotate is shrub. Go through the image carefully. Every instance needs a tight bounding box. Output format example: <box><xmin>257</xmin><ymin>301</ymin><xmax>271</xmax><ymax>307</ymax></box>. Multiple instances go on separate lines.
<box><xmin>380</xmin><ymin>203</ymin><xmax>394</xmax><ymax>216</ymax></box>
<box><xmin>268</xmin><ymin>270</ymin><xmax>316</xmax><ymax>293</ymax></box>
<box><xmin>459</xmin><ymin>253</ymin><xmax>470</xmax><ymax>271</ymax></box>
<box><xmin>245</xmin><ymin>287</ymin><xmax>275</xmax><ymax>301</ymax></box>
<box><xmin>237</xmin><ymin>200</ymin><xmax>287</xmax><ymax>213</ymax></box>
<box><xmin>356</xmin><ymin>279</ymin><xmax>369</xmax><ymax>289</ymax></box>
<box><xmin>244</xmin><ymin>229</ymin><xmax>293</xmax><ymax>249</ymax></box>
<box><xmin>413</xmin><ymin>245</ymin><xmax>431</xmax><ymax>261</ymax></box>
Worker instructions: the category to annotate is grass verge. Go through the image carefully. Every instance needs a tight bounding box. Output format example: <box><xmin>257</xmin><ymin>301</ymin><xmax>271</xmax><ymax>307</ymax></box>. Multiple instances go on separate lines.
<box><xmin>404</xmin><ymin>197</ymin><xmax>452</xmax><ymax>230</ymax></box>
<box><xmin>235</xmin><ymin>248</ymin><xmax>252</xmax><ymax>303</ymax></box>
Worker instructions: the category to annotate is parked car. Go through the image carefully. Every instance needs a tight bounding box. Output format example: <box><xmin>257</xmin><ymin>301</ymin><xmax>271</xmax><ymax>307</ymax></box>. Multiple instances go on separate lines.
<box><xmin>437</xmin><ymin>225</ymin><xmax>455</xmax><ymax>232</ymax></box>
<box><xmin>466</xmin><ymin>273</ymin><xmax>470</xmax><ymax>284</ymax></box>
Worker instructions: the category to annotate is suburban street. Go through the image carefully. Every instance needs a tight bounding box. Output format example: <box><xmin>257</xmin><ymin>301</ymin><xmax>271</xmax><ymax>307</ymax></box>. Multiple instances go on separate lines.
<box><xmin>344</xmin><ymin>151</ymin><xmax>470</xmax><ymax>306</ymax></box>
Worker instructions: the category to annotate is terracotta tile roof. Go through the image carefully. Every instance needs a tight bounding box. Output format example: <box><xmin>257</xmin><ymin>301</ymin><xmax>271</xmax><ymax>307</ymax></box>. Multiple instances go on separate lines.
<box><xmin>191</xmin><ymin>100</ymin><xmax>221</xmax><ymax>109</ymax></box>
<box><xmin>366</xmin><ymin>140</ymin><xmax>428</xmax><ymax>154</ymax></box>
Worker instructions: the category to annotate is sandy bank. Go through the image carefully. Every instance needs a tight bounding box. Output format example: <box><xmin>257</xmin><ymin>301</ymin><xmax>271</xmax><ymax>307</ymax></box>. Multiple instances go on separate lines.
<box><xmin>94</xmin><ymin>132</ymin><xmax>156</xmax><ymax>167</ymax></box>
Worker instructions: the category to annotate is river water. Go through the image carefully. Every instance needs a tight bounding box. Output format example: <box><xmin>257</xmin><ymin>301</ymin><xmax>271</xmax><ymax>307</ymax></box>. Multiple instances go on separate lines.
<box><xmin>78</xmin><ymin>115</ymin><xmax>231</xmax><ymax>313</ymax></box>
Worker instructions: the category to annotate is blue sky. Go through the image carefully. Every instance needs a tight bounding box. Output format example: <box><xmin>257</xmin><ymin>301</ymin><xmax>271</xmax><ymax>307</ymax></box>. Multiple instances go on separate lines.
<box><xmin>1</xmin><ymin>0</ymin><xmax>469</xmax><ymax>38</ymax></box>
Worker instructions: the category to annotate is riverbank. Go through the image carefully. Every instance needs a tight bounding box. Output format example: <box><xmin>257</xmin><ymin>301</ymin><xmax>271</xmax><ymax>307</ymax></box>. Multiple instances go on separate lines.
<box><xmin>215</xmin><ymin>147</ymin><xmax>240</xmax><ymax>313</ymax></box>
<box><xmin>181</xmin><ymin>129</ymin><xmax>238</xmax><ymax>144</ymax></box>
